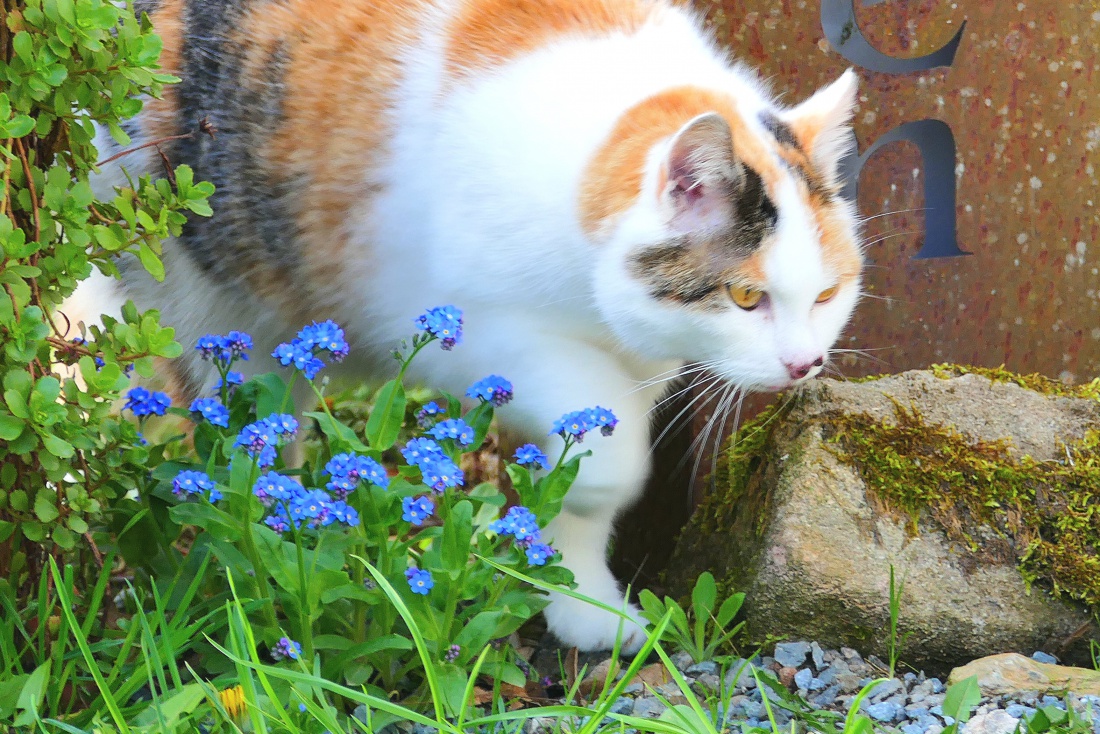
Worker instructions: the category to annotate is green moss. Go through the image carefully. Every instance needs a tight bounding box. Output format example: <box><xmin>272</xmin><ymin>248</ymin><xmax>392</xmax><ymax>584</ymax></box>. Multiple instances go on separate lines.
<box><xmin>695</xmin><ymin>400</ymin><xmax>788</xmax><ymax>539</ymax></box>
<box><xmin>931</xmin><ymin>363</ymin><xmax>1100</xmax><ymax>400</ymax></box>
<box><xmin>826</xmin><ymin>401</ymin><xmax>1100</xmax><ymax>609</ymax></box>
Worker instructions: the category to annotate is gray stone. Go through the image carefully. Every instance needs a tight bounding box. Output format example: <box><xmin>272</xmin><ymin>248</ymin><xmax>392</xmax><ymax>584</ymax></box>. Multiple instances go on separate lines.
<box><xmin>811</xmin><ymin>641</ymin><xmax>826</xmax><ymax>670</ymax></box>
<box><xmin>960</xmin><ymin>710</ymin><xmax>1022</xmax><ymax>734</ymax></box>
<box><xmin>836</xmin><ymin>672</ymin><xmax>865</xmax><ymax>693</ymax></box>
<box><xmin>622</xmin><ymin>683</ymin><xmax>643</xmax><ymax>695</ymax></box>
<box><xmin>866</xmin><ymin>701</ymin><xmax>903</xmax><ymax>722</ymax></box>
<box><xmin>794</xmin><ymin>668</ymin><xmax>814</xmax><ymax>690</ymax></box>
<box><xmin>870</xmin><ymin>679</ymin><xmax>903</xmax><ymax>701</ymax></box>
<box><xmin>670</xmin><ymin>652</ymin><xmax>694</xmax><ymax>671</ymax></box>
<box><xmin>812</xmin><ymin>685</ymin><xmax>841</xmax><ymax>707</ymax></box>
<box><xmin>775</xmin><ymin>641</ymin><xmax>812</xmax><ymax>668</ymax></box>
<box><xmin>949</xmin><ymin>654</ymin><xmax>1100</xmax><ymax>697</ymax></box>
<box><xmin>725</xmin><ymin>660</ymin><xmax>758</xmax><ymax>689</ymax></box>
<box><xmin>664</xmin><ymin>372</ymin><xmax>1098</xmax><ymax>670</ymax></box>
<box><xmin>687</xmin><ymin>661</ymin><xmax>719</xmax><ymax>677</ymax></box>
<box><xmin>633</xmin><ymin>698</ymin><xmax>667</xmax><ymax>719</ymax></box>
<box><xmin>696</xmin><ymin>673</ymin><xmax>721</xmax><ymax>693</ymax></box>
<box><xmin>609</xmin><ymin>697</ymin><xmax>634</xmax><ymax>716</ymax></box>
<box><xmin>1032</xmin><ymin>651</ymin><xmax>1059</xmax><ymax>665</ymax></box>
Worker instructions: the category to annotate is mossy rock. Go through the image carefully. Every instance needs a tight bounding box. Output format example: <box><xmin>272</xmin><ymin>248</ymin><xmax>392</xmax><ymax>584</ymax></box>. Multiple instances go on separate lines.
<box><xmin>665</xmin><ymin>368</ymin><xmax>1100</xmax><ymax>673</ymax></box>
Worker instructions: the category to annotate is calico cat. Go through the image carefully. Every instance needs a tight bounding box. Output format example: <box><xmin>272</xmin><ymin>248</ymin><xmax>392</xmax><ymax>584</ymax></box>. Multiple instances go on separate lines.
<box><xmin>87</xmin><ymin>0</ymin><xmax>864</xmax><ymax>653</ymax></box>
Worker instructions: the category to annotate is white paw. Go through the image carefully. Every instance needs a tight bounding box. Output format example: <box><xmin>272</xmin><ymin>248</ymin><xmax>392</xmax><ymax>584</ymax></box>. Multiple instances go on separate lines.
<box><xmin>544</xmin><ymin>592</ymin><xmax>649</xmax><ymax>654</ymax></box>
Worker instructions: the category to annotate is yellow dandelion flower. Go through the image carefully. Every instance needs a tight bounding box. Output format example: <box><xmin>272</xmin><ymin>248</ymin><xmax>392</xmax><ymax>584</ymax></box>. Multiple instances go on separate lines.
<box><xmin>218</xmin><ymin>684</ymin><xmax>247</xmax><ymax>720</ymax></box>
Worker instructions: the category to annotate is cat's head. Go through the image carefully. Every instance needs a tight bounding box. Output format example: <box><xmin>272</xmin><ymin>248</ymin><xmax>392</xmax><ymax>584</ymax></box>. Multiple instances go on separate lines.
<box><xmin>582</xmin><ymin>70</ymin><xmax>862</xmax><ymax>391</ymax></box>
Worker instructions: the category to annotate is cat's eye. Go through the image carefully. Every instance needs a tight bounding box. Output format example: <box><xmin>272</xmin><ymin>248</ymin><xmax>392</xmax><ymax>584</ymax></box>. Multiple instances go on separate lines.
<box><xmin>728</xmin><ymin>284</ymin><xmax>764</xmax><ymax>310</ymax></box>
<box><xmin>816</xmin><ymin>285</ymin><xmax>838</xmax><ymax>304</ymax></box>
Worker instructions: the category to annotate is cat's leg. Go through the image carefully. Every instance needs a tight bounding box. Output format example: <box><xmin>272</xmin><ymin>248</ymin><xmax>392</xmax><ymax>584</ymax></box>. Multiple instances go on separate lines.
<box><xmin>413</xmin><ymin>324</ymin><xmax>654</xmax><ymax>653</ymax></box>
<box><xmin>541</xmin><ymin>509</ymin><xmax>649</xmax><ymax>654</ymax></box>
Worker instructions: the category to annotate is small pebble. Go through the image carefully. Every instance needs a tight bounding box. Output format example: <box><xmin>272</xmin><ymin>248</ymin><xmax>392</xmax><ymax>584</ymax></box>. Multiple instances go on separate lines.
<box><xmin>633</xmin><ymin>698</ymin><xmax>667</xmax><ymax>719</ymax></box>
<box><xmin>794</xmin><ymin>668</ymin><xmax>814</xmax><ymax>690</ymax></box>
<box><xmin>866</xmin><ymin>701</ymin><xmax>903</xmax><ymax>722</ymax></box>
<box><xmin>609</xmin><ymin>697</ymin><xmax>633</xmax><ymax>716</ymax></box>
<box><xmin>778</xmin><ymin>666</ymin><xmax>798</xmax><ymax>688</ymax></box>
<box><xmin>775</xmin><ymin>641</ymin><xmax>812</xmax><ymax>668</ymax></box>
<box><xmin>622</xmin><ymin>683</ymin><xmax>643</xmax><ymax>695</ymax></box>
<box><xmin>811</xmin><ymin>642</ymin><xmax>826</xmax><ymax>669</ymax></box>
<box><xmin>687</xmin><ymin>661</ymin><xmax>719</xmax><ymax>677</ymax></box>
<box><xmin>1031</xmin><ymin>651</ymin><xmax>1058</xmax><ymax>665</ymax></box>
<box><xmin>870</xmin><ymin>679</ymin><xmax>903</xmax><ymax>702</ymax></box>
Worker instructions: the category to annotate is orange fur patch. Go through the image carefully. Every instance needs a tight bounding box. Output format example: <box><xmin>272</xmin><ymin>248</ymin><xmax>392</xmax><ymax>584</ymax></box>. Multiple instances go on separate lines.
<box><xmin>140</xmin><ymin>0</ymin><xmax>184</xmax><ymax>142</ymax></box>
<box><xmin>247</xmin><ymin>0</ymin><xmax>430</xmax><ymax>304</ymax></box>
<box><xmin>578</xmin><ymin>86</ymin><xmax>786</xmax><ymax>241</ymax></box>
<box><xmin>444</xmin><ymin>0</ymin><xmax>654</xmax><ymax>82</ymax></box>
<box><xmin>812</xmin><ymin>203</ymin><xmax>862</xmax><ymax>282</ymax></box>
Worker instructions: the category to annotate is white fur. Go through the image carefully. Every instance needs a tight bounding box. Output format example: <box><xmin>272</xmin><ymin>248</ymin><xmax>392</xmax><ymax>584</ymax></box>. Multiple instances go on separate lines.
<box><xmin>73</xmin><ymin>1</ymin><xmax>861</xmax><ymax>654</ymax></box>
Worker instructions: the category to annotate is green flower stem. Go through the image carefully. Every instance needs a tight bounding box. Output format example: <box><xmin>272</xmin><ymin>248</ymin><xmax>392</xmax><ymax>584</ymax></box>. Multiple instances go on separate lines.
<box><xmin>279</xmin><ymin>370</ymin><xmax>298</xmax><ymax>414</ymax></box>
<box><xmin>289</xmin><ymin>520</ymin><xmax>313</xmax><ymax>660</ymax></box>
<box><xmin>240</xmin><ymin>458</ymin><xmax>277</xmax><ymax>627</ymax></box>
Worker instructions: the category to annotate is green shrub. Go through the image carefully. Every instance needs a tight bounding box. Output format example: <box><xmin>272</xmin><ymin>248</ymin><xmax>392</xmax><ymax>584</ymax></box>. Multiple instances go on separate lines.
<box><xmin>0</xmin><ymin>0</ymin><xmax>210</xmax><ymax>586</ymax></box>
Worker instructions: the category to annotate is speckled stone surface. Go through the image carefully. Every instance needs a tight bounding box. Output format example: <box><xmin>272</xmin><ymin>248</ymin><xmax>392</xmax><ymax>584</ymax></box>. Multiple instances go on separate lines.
<box><xmin>699</xmin><ymin>0</ymin><xmax>1100</xmax><ymax>381</ymax></box>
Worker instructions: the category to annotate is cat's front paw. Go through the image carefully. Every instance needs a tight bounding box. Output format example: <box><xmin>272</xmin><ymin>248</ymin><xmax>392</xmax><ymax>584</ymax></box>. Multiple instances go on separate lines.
<box><xmin>544</xmin><ymin>593</ymin><xmax>649</xmax><ymax>654</ymax></box>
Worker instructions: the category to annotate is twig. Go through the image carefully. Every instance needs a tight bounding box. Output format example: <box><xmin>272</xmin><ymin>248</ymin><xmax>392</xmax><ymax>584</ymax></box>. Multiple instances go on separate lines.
<box><xmin>94</xmin><ymin>116</ymin><xmax>216</xmax><ymax>168</ymax></box>
<box><xmin>95</xmin><ymin>131</ymin><xmax>194</xmax><ymax>167</ymax></box>
<box><xmin>13</xmin><ymin>137</ymin><xmax>40</xmax><ymax>241</ymax></box>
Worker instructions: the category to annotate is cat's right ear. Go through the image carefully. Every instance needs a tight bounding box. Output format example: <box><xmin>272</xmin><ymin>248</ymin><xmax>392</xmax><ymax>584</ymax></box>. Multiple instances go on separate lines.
<box><xmin>659</xmin><ymin>112</ymin><xmax>743</xmax><ymax>234</ymax></box>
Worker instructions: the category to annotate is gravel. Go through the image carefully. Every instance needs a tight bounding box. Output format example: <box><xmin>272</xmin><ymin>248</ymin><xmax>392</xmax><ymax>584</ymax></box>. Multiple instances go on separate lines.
<box><xmin>520</xmin><ymin>641</ymin><xmax>1100</xmax><ymax>734</ymax></box>
<box><xmin>370</xmin><ymin>641</ymin><xmax>1100</xmax><ymax>734</ymax></box>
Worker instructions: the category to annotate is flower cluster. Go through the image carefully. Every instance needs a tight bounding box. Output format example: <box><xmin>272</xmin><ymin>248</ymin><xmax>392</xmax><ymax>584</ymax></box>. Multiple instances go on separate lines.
<box><xmin>401</xmin><ymin>495</ymin><xmax>435</xmax><ymax>526</ymax></box>
<box><xmin>551</xmin><ymin>406</ymin><xmax>619</xmax><ymax>442</ymax></box>
<box><xmin>415</xmin><ymin>305</ymin><xmax>463</xmax><ymax>350</ymax></box>
<box><xmin>214</xmin><ymin>371</ymin><xmax>243</xmax><ymax>393</ymax></box>
<box><xmin>444</xmin><ymin>644</ymin><xmax>461</xmax><ymax>663</ymax></box>
<box><xmin>401</xmin><ymin>438</ymin><xmax>464</xmax><ymax>493</ymax></box>
<box><xmin>234</xmin><ymin>413</ymin><xmax>299</xmax><ymax>468</ymax></box>
<box><xmin>428</xmin><ymin>418</ymin><xmax>475</xmax><ymax>446</ymax></box>
<box><xmin>324</xmin><ymin>453</ymin><xmax>389</xmax><ymax>497</ymax></box>
<box><xmin>405</xmin><ymin>566</ymin><xmax>434</xmax><ymax>595</ymax></box>
<box><xmin>272</xmin><ymin>320</ymin><xmax>349</xmax><ymax>380</ymax></box>
<box><xmin>188</xmin><ymin>397</ymin><xmax>230</xmax><ymax>427</ymax></box>
<box><xmin>123</xmin><ymin>386</ymin><xmax>171</xmax><ymax>417</ymax></box>
<box><xmin>490</xmin><ymin>506</ymin><xmax>555</xmax><ymax>566</ymax></box>
<box><xmin>513</xmin><ymin>443</ymin><xmax>550</xmax><ymax>470</ymax></box>
<box><xmin>257</xmin><ymin>475</ymin><xmax>360</xmax><ymax>533</ymax></box>
<box><xmin>197</xmin><ymin>331</ymin><xmax>253</xmax><ymax>366</ymax></box>
<box><xmin>271</xmin><ymin>637</ymin><xmax>302</xmax><ymax>662</ymax></box>
<box><xmin>466</xmin><ymin>375</ymin><xmax>513</xmax><ymax>406</ymax></box>
<box><xmin>416</xmin><ymin>401</ymin><xmax>445</xmax><ymax>428</ymax></box>
<box><xmin>172</xmin><ymin>470</ymin><xmax>222</xmax><ymax>502</ymax></box>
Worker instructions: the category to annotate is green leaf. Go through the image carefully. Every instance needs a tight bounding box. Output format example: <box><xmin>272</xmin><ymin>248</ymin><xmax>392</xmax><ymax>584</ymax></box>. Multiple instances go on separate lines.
<box><xmin>0</xmin><ymin>414</ymin><xmax>24</xmax><ymax>440</ymax></box>
<box><xmin>52</xmin><ymin>525</ymin><xmax>76</xmax><ymax>549</ymax></box>
<box><xmin>137</xmin><ymin>240</ymin><xmax>165</xmax><ymax>281</ymax></box>
<box><xmin>34</xmin><ymin>491</ymin><xmax>60</xmax><ymax>523</ymax></box>
<box><xmin>715</xmin><ymin>591</ymin><xmax>744</xmax><ymax>628</ymax></box>
<box><xmin>16</xmin><ymin>662</ymin><xmax>49</xmax><ymax>713</ymax></box>
<box><xmin>4</xmin><ymin>116</ymin><xmax>34</xmax><ymax>138</ymax></box>
<box><xmin>169</xmin><ymin>501</ymin><xmax>241</xmax><ymax>542</ymax></box>
<box><xmin>303</xmin><ymin>410</ymin><xmax>368</xmax><ymax>453</ymax></box>
<box><xmin>40</xmin><ymin>432</ymin><xmax>74</xmax><ymax>458</ymax></box>
<box><xmin>364</xmin><ymin>379</ymin><xmax>406</xmax><ymax>450</ymax></box>
<box><xmin>691</xmin><ymin>571</ymin><xmax>717</xmax><ymax>617</ymax></box>
<box><xmin>441</xmin><ymin>500</ymin><xmax>474</xmax><ymax>570</ymax></box>
<box><xmin>942</xmin><ymin>675</ymin><xmax>981</xmax><ymax>728</ymax></box>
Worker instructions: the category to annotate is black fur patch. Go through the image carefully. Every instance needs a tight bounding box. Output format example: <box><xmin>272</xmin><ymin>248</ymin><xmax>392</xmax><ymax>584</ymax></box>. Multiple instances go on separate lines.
<box><xmin>629</xmin><ymin>166</ymin><xmax>778</xmax><ymax>310</ymax></box>
<box><xmin>164</xmin><ymin>0</ymin><xmax>301</xmax><ymax>285</ymax></box>
<box><xmin>759</xmin><ymin>111</ymin><xmax>800</xmax><ymax>151</ymax></box>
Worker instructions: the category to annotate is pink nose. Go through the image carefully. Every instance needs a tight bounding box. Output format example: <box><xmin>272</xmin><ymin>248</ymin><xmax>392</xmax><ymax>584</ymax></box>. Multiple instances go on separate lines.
<box><xmin>784</xmin><ymin>357</ymin><xmax>824</xmax><ymax>380</ymax></box>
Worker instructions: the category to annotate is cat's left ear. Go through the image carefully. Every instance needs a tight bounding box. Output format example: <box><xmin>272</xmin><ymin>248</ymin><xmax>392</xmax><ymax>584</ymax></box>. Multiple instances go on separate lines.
<box><xmin>660</xmin><ymin>112</ymin><xmax>744</xmax><ymax>234</ymax></box>
<box><xmin>779</xmin><ymin>69</ymin><xmax>859</xmax><ymax>181</ymax></box>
